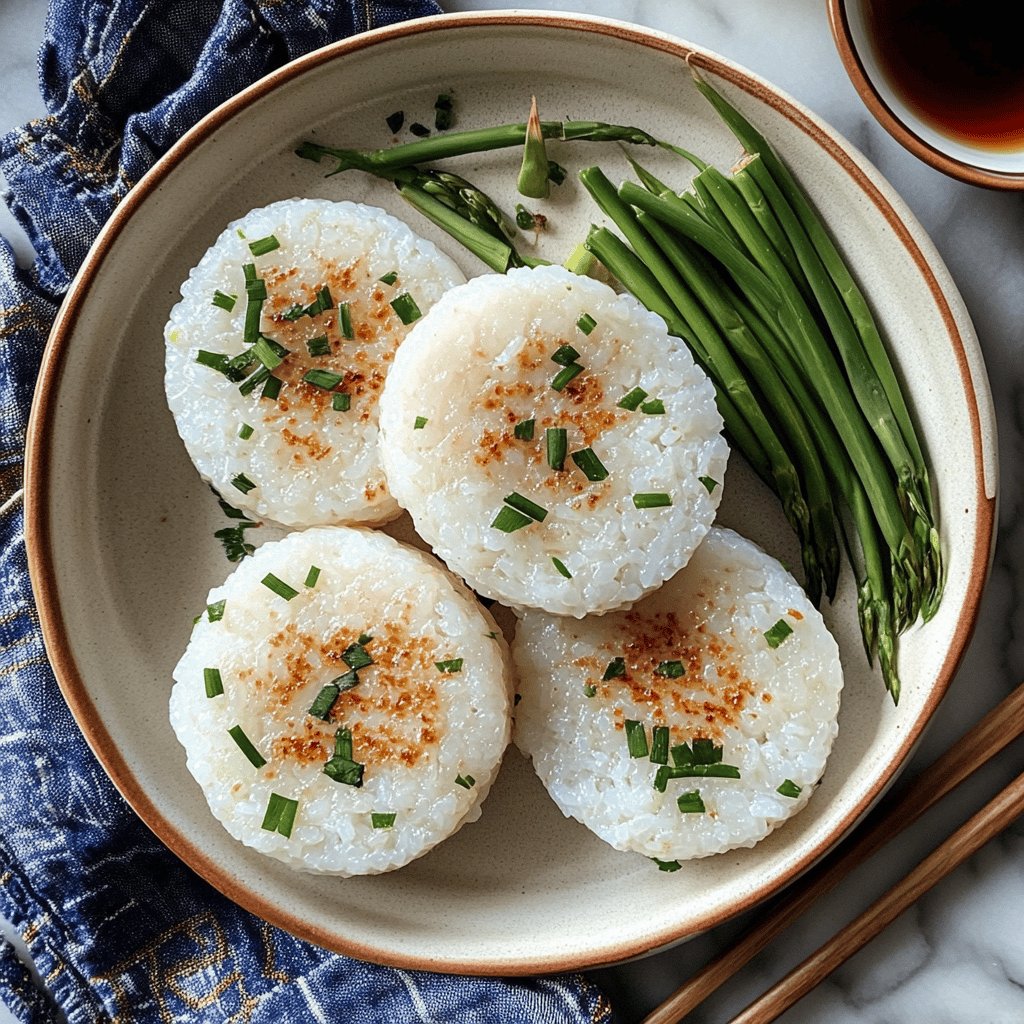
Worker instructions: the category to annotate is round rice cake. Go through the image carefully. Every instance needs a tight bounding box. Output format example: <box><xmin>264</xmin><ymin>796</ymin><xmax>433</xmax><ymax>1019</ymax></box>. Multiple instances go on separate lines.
<box><xmin>378</xmin><ymin>264</ymin><xmax>729</xmax><ymax>617</ymax></box>
<box><xmin>164</xmin><ymin>198</ymin><xmax>465</xmax><ymax>528</ymax></box>
<box><xmin>511</xmin><ymin>527</ymin><xmax>843</xmax><ymax>862</ymax></box>
<box><xmin>169</xmin><ymin>526</ymin><xmax>511</xmax><ymax>875</ymax></box>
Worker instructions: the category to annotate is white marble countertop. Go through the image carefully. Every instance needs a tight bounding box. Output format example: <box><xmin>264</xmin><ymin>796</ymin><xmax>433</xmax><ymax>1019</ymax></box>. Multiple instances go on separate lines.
<box><xmin>3</xmin><ymin>1</ymin><xmax>1024</xmax><ymax>1021</ymax></box>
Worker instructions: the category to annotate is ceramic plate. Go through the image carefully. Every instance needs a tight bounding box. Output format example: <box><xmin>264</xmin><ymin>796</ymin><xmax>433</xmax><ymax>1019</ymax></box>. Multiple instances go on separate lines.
<box><xmin>25</xmin><ymin>11</ymin><xmax>996</xmax><ymax>975</ymax></box>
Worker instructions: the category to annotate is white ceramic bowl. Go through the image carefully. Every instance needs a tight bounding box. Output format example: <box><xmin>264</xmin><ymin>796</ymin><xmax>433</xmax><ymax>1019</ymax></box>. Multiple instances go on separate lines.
<box><xmin>25</xmin><ymin>11</ymin><xmax>996</xmax><ymax>974</ymax></box>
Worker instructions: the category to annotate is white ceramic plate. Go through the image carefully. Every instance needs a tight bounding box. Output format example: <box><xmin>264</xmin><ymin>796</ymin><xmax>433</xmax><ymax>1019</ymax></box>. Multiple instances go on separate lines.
<box><xmin>25</xmin><ymin>11</ymin><xmax>996</xmax><ymax>975</ymax></box>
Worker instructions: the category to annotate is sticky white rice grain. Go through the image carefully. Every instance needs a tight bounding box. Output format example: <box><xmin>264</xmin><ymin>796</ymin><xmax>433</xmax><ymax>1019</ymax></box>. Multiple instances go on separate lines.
<box><xmin>169</xmin><ymin>527</ymin><xmax>511</xmax><ymax>875</ymax></box>
<box><xmin>512</xmin><ymin>527</ymin><xmax>843</xmax><ymax>861</ymax></box>
<box><xmin>378</xmin><ymin>265</ymin><xmax>729</xmax><ymax>617</ymax></box>
<box><xmin>165</xmin><ymin>199</ymin><xmax>465</xmax><ymax>527</ymax></box>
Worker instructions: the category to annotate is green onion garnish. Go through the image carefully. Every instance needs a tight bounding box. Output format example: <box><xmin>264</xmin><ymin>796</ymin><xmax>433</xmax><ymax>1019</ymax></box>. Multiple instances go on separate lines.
<box><xmin>571</xmin><ymin>447</ymin><xmax>609</xmax><ymax>482</ymax></box>
<box><xmin>248</xmin><ymin>235</ymin><xmax>280</xmax><ymax>257</ymax></box>
<box><xmin>677</xmin><ymin>790</ymin><xmax>706</xmax><ymax>814</ymax></box>
<box><xmin>282</xmin><ymin>303</ymin><xmax>306</xmax><ymax>321</ymax></box>
<box><xmin>491</xmin><ymin>505</ymin><xmax>533</xmax><ymax>533</ymax></box>
<box><xmin>390</xmin><ymin>293</ymin><xmax>422</xmax><ymax>324</ymax></box>
<box><xmin>332</xmin><ymin>392</ymin><xmax>351</xmax><ymax>412</ymax></box>
<box><xmin>206</xmin><ymin>599</ymin><xmax>226</xmax><ymax>622</ymax></box>
<box><xmin>583</xmin><ymin>684</ymin><xmax>597</xmax><ymax>698</ymax></box>
<box><xmin>602</xmin><ymin>657</ymin><xmax>626</xmax><ymax>681</ymax></box>
<box><xmin>238</xmin><ymin>423</ymin><xmax>254</xmax><ymax>440</ymax></box>
<box><xmin>339</xmin><ymin>302</ymin><xmax>353</xmax><ymax>339</ymax></box>
<box><xmin>777</xmin><ymin>779</ymin><xmax>802</xmax><ymax>798</ymax></box>
<box><xmin>323</xmin><ymin>727</ymin><xmax>364</xmax><ymax>787</ymax></box>
<box><xmin>342</xmin><ymin>642</ymin><xmax>373</xmax><ymax>670</ymax></box>
<box><xmin>551</xmin><ymin>363</ymin><xmax>584</xmax><ymax>391</ymax></box>
<box><xmin>547</xmin><ymin>160</ymin><xmax>567</xmax><ymax>185</ymax></box>
<box><xmin>238</xmin><ymin>365</ymin><xmax>270</xmax><ymax>396</ymax></box>
<box><xmin>691</xmin><ymin>739</ymin><xmax>723</xmax><ymax>765</ymax></box>
<box><xmin>308</xmin><ymin>684</ymin><xmax>340</xmax><ymax>720</ymax></box>
<box><xmin>650</xmin><ymin>725</ymin><xmax>670</xmax><ymax>764</ymax></box>
<box><xmin>358</xmin><ymin>633</ymin><xmax>374</xmax><ymax>646</ymax></box>
<box><xmin>699</xmin><ymin>476</ymin><xmax>719</xmax><ymax>494</ymax></box>
<box><xmin>195</xmin><ymin>350</ymin><xmax>230</xmax><ymax>373</ymax></box>
<box><xmin>656</xmin><ymin>660</ymin><xmax>685</xmax><ymax>678</ymax></box>
<box><xmin>331</xmin><ymin>669</ymin><xmax>360</xmax><ymax>691</ymax></box>
<box><xmin>455</xmin><ymin>773</ymin><xmax>476</xmax><ymax>789</ymax></box>
<box><xmin>617</xmin><ymin>386</ymin><xmax>648</xmax><ymax>411</ymax></box>
<box><xmin>261</xmin><ymin>793</ymin><xmax>299</xmax><ymax>837</ymax></box>
<box><xmin>409</xmin><ymin>122</ymin><xmax>430</xmax><ymax>138</ymax></box>
<box><xmin>378</xmin><ymin>271</ymin><xmax>398</xmax><ymax>285</ymax></box>
<box><xmin>434</xmin><ymin>93</ymin><xmax>454</xmax><ymax>131</ymax></box>
<box><xmin>414</xmin><ymin>416</ymin><xmax>428</xmax><ymax>430</ymax></box>
<box><xmin>371</xmin><ymin>812</ymin><xmax>397</xmax><ymax>829</ymax></box>
<box><xmin>552</xmin><ymin>557</ymin><xmax>572</xmax><ymax>579</ymax></box>
<box><xmin>212</xmin><ymin>290</ymin><xmax>237</xmax><ymax>312</ymax></box>
<box><xmin>514</xmin><ymin>419</ymin><xmax>535</xmax><ymax>441</ymax></box>
<box><xmin>204</xmin><ymin>667</ymin><xmax>224</xmax><ymax>698</ymax></box>
<box><xmin>576</xmin><ymin>313</ymin><xmax>597</xmax><ymax>335</ymax></box>
<box><xmin>303</xmin><ymin>368</ymin><xmax>345</xmax><ymax>391</ymax></box>
<box><xmin>306</xmin><ymin>335</ymin><xmax>331</xmax><ymax>357</ymax></box>
<box><xmin>315</xmin><ymin>285</ymin><xmax>334</xmax><ymax>312</ymax></box>
<box><xmin>633</xmin><ymin>492</ymin><xmax>672</xmax><ymax>509</ymax></box>
<box><xmin>253</xmin><ymin>335</ymin><xmax>286</xmax><ymax>371</ymax></box>
<box><xmin>261</xmin><ymin>573</ymin><xmax>299</xmax><ymax>601</ymax></box>
<box><xmin>261</xmin><ymin>374</ymin><xmax>282</xmax><ymax>402</ymax></box>
<box><xmin>653</xmin><ymin>858</ymin><xmax>682</xmax><ymax>872</ymax></box>
<box><xmin>217</xmin><ymin>495</ymin><xmax>249</xmax><ymax>519</ymax></box>
<box><xmin>231</xmin><ymin>473</ymin><xmax>256</xmax><ymax>494</ymax></box>
<box><xmin>228</xmin><ymin>724</ymin><xmax>267</xmax><ymax>769</ymax></box>
<box><xmin>243</xmin><ymin>268</ymin><xmax>265</xmax><ymax>345</ymax></box>
<box><xmin>641</xmin><ymin>399</ymin><xmax>665</xmax><ymax>415</ymax></box>
<box><xmin>386</xmin><ymin>110</ymin><xmax>404</xmax><ymax>133</ymax></box>
<box><xmin>214</xmin><ymin>522</ymin><xmax>256</xmax><ymax>562</ymax></box>
<box><xmin>765</xmin><ymin>619</ymin><xmax>794</xmax><ymax>648</ymax></box>
<box><xmin>504</xmin><ymin>492</ymin><xmax>548</xmax><ymax>523</ymax></box>
<box><xmin>546</xmin><ymin>427</ymin><xmax>567</xmax><ymax>471</ymax></box>
<box><xmin>435</xmin><ymin>658</ymin><xmax>464</xmax><ymax>673</ymax></box>
<box><xmin>551</xmin><ymin>344</ymin><xmax>580</xmax><ymax>366</ymax></box>
<box><xmin>625</xmin><ymin>720</ymin><xmax>649</xmax><ymax>758</ymax></box>
<box><xmin>304</xmin><ymin>565</ymin><xmax>321</xmax><ymax>588</ymax></box>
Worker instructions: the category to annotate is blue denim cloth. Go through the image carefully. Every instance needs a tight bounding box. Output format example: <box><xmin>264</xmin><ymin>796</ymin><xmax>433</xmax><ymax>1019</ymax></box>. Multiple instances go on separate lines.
<box><xmin>0</xmin><ymin>3</ymin><xmax>615</xmax><ymax>1021</ymax></box>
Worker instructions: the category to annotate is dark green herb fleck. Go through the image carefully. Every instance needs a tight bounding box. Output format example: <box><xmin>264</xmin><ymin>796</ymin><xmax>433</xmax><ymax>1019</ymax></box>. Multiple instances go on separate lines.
<box><xmin>414</xmin><ymin>415</ymin><xmax>428</xmax><ymax>430</ymax></box>
<box><xmin>625</xmin><ymin>719</ymin><xmax>649</xmax><ymax>758</ymax></box>
<box><xmin>491</xmin><ymin>505</ymin><xmax>533</xmax><ymax>533</ymax></box>
<box><xmin>371</xmin><ymin>812</ymin><xmax>397</xmax><ymax>829</ymax></box>
<box><xmin>650</xmin><ymin>725</ymin><xmax>670</xmax><ymax>765</ymax></box>
<box><xmin>232</xmin><ymin>473</ymin><xmax>256</xmax><ymax>494</ymax></box>
<box><xmin>602</xmin><ymin>657</ymin><xmax>626</xmax><ymax>681</ymax></box>
<box><xmin>641</xmin><ymin>398</ymin><xmax>665</xmax><ymax>415</ymax></box>
<box><xmin>765</xmin><ymin>619</ymin><xmax>794</xmax><ymax>648</ymax></box>
<box><xmin>633</xmin><ymin>492</ymin><xmax>672</xmax><ymax>509</ymax></box>
<box><xmin>228</xmin><ymin>724</ymin><xmax>267</xmax><ymax>769</ymax></box>
<box><xmin>504</xmin><ymin>492</ymin><xmax>548</xmax><ymax>523</ymax></box>
<box><xmin>699</xmin><ymin>476</ymin><xmax>719</xmax><ymax>494</ymax></box>
<box><xmin>390</xmin><ymin>293</ymin><xmax>422</xmax><ymax>325</ymax></box>
<box><xmin>304</xmin><ymin>565</ymin><xmax>321</xmax><ymax>588</ymax></box>
<box><xmin>261</xmin><ymin>573</ymin><xmax>299</xmax><ymax>601</ymax></box>
<box><xmin>576</xmin><ymin>313</ymin><xmax>597</xmax><ymax>335</ymax></box>
<box><xmin>552</xmin><ymin>557</ymin><xmax>572</xmax><ymax>579</ymax></box>
<box><xmin>435</xmin><ymin>658</ymin><xmax>464</xmax><ymax>673</ymax></box>
<box><xmin>204</xmin><ymin>667</ymin><xmax>224</xmax><ymax>698</ymax></box>
<box><xmin>546</xmin><ymin>426</ymin><xmax>567</xmax><ymax>471</ymax></box>
<box><xmin>551</xmin><ymin>363</ymin><xmax>584</xmax><ymax>391</ymax></box>
<box><xmin>206</xmin><ymin>599</ymin><xmax>226</xmax><ymax>622</ymax></box>
<box><xmin>571</xmin><ymin>447</ymin><xmax>609</xmax><ymax>482</ymax></box>
<box><xmin>514</xmin><ymin>419</ymin><xmax>535</xmax><ymax>441</ymax></box>
<box><xmin>378</xmin><ymin>271</ymin><xmax>398</xmax><ymax>285</ymax></box>
<box><xmin>308</xmin><ymin>684</ymin><xmax>340</xmax><ymax>721</ymax></box>
<box><xmin>617</xmin><ymin>386</ymin><xmax>648</xmax><ymax>411</ymax></box>
<box><xmin>551</xmin><ymin>344</ymin><xmax>580</xmax><ymax>366</ymax></box>
<box><xmin>248</xmin><ymin>235</ymin><xmax>280</xmax><ymax>257</ymax></box>
<box><xmin>656</xmin><ymin>660</ymin><xmax>685</xmax><ymax>678</ymax></box>
<box><xmin>212</xmin><ymin>290</ymin><xmax>237</xmax><ymax>312</ymax></box>
<box><xmin>455</xmin><ymin>773</ymin><xmax>476</xmax><ymax>789</ymax></box>
<box><xmin>306</xmin><ymin>335</ymin><xmax>331</xmax><ymax>357</ymax></box>
<box><xmin>332</xmin><ymin>392</ymin><xmax>351</xmax><ymax>412</ymax></box>
<box><xmin>238</xmin><ymin>422</ymin><xmax>254</xmax><ymax>440</ymax></box>
<box><xmin>677</xmin><ymin>790</ymin><xmax>706</xmax><ymax>814</ymax></box>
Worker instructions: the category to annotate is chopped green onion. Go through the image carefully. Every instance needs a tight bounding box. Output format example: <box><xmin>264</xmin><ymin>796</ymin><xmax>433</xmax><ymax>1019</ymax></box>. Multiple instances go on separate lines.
<box><xmin>435</xmin><ymin>658</ymin><xmax>464</xmax><ymax>673</ymax></box>
<box><xmin>238</xmin><ymin>365</ymin><xmax>270</xmax><ymax>396</ymax></box>
<box><xmin>238</xmin><ymin>423</ymin><xmax>254</xmax><ymax>440</ymax></box>
<box><xmin>204</xmin><ymin>667</ymin><xmax>224</xmax><ymax>698</ymax></box>
<box><xmin>323</xmin><ymin>727</ymin><xmax>364</xmax><ymax>787</ymax></box>
<box><xmin>699</xmin><ymin>476</ymin><xmax>719</xmax><ymax>494</ymax></box>
<box><xmin>357</xmin><ymin>633</ymin><xmax>373</xmax><ymax>646</ymax></box>
<box><xmin>617</xmin><ymin>386</ymin><xmax>648</xmax><ymax>411</ymax></box>
<box><xmin>551</xmin><ymin>363</ymin><xmax>584</xmax><ymax>391</ymax></box>
<box><xmin>602</xmin><ymin>657</ymin><xmax>626</xmax><ymax>681</ymax></box>
<box><xmin>261</xmin><ymin>374</ymin><xmax>282</xmax><ymax>402</ymax></box>
<box><xmin>206</xmin><ymin>599</ymin><xmax>226</xmax><ymax>622</ymax></box>
<box><xmin>409</xmin><ymin>122</ymin><xmax>430</xmax><ymax>138</ymax></box>
<box><xmin>282</xmin><ymin>303</ymin><xmax>307</xmax><ymax>321</ymax></box>
<box><xmin>691</xmin><ymin>739</ymin><xmax>723</xmax><ymax>765</ymax></box>
<box><xmin>576</xmin><ymin>313</ymin><xmax>597</xmax><ymax>335</ymax></box>
<box><xmin>677</xmin><ymin>790</ymin><xmax>706</xmax><ymax>814</ymax></box>
<box><xmin>248</xmin><ymin>235</ymin><xmax>280</xmax><ymax>257</ymax></box>
<box><xmin>331</xmin><ymin>669</ymin><xmax>360</xmax><ymax>691</ymax></box>
<box><xmin>342</xmin><ymin>642</ymin><xmax>373</xmax><ymax>670</ymax></box>
<box><xmin>583</xmin><ymin>684</ymin><xmax>597</xmax><ymax>698</ymax></box>
<box><xmin>546</xmin><ymin>427</ymin><xmax>567</xmax><ymax>470</ymax></box>
<box><xmin>653</xmin><ymin>858</ymin><xmax>682</xmax><ymax>872</ymax></box>
<box><xmin>308</xmin><ymin>684</ymin><xmax>340</xmax><ymax>721</ymax></box>
<box><xmin>552</xmin><ymin>557</ymin><xmax>572</xmax><ymax>579</ymax></box>
<box><xmin>315</xmin><ymin>285</ymin><xmax>333</xmax><ymax>312</ymax></box>
<box><xmin>517</xmin><ymin>95</ymin><xmax>550</xmax><ymax>199</ymax></box>
<box><xmin>633</xmin><ymin>492</ymin><xmax>672</xmax><ymax>509</ymax></box>
<box><xmin>378</xmin><ymin>270</ymin><xmax>398</xmax><ymax>285</ymax></box>
<box><xmin>304</xmin><ymin>565</ymin><xmax>321</xmax><ymax>588</ymax></box>
<box><xmin>547</xmin><ymin>160</ymin><xmax>568</xmax><ymax>185</ymax></box>
<box><xmin>655</xmin><ymin>660</ymin><xmax>685</xmax><ymax>678</ymax></box>
<box><xmin>390</xmin><ymin>293</ymin><xmax>422</xmax><ymax>325</ymax></box>
<box><xmin>303</xmin><ymin>368</ymin><xmax>345</xmax><ymax>390</ymax></box>
<box><xmin>232</xmin><ymin>473</ymin><xmax>256</xmax><ymax>494</ymax></box>
<box><xmin>386</xmin><ymin>110</ymin><xmax>404</xmax><ymax>133</ymax></box>
<box><xmin>551</xmin><ymin>344</ymin><xmax>580</xmax><ymax>366</ymax></box>
<box><xmin>650</xmin><ymin>725</ymin><xmax>670</xmax><ymax>765</ymax></box>
<box><xmin>253</xmin><ymin>335</ymin><xmax>286</xmax><ymax>371</ymax></box>
<box><xmin>671</xmin><ymin>743</ymin><xmax>694</xmax><ymax>768</ymax></box>
<box><xmin>339</xmin><ymin>302</ymin><xmax>354</xmax><ymax>339</ymax></box>
<box><xmin>243</xmin><ymin>271</ymin><xmax>265</xmax><ymax>344</ymax></box>
<box><xmin>334</xmin><ymin>726</ymin><xmax>354</xmax><ymax>761</ymax></box>
<box><xmin>563</xmin><ymin>241</ymin><xmax>596</xmax><ymax>275</ymax></box>
<box><xmin>625</xmin><ymin>719</ymin><xmax>649</xmax><ymax>758</ymax></box>
<box><xmin>214</xmin><ymin>523</ymin><xmax>256</xmax><ymax>562</ymax></box>
<box><xmin>212</xmin><ymin>290</ymin><xmax>237</xmax><ymax>312</ymax></box>
<box><xmin>777</xmin><ymin>779</ymin><xmax>802</xmax><ymax>798</ymax></box>
<box><xmin>261</xmin><ymin>792</ymin><xmax>299</xmax><ymax>837</ymax></box>
<box><xmin>455</xmin><ymin>773</ymin><xmax>476</xmax><ymax>789</ymax></box>
<box><xmin>195</xmin><ymin>350</ymin><xmax>231</xmax><ymax>373</ymax></box>
<box><xmin>332</xmin><ymin>392</ymin><xmax>351</xmax><ymax>412</ymax></box>
<box><xmin>504</xmin><ymin>492</ymin><xmax>548</xmax><ymax>523</ymax></box>
<box><xmin>571</xmin><ymin>447</ymin><xmax>609</xmax><ymax>482</ymax></box>
<box><xmin>765</xmin><ymin>619</ymin><xmax>794</xmax><ymax>648</ymax></box>
<box><xmin>514</xmin><ymin>419</ymin><xmax>535</xmax><ymax>441</ymax></box>
<box><xmin>371</xmin><ymin>812</ymin><xmax>397</xmax><ymax>829</ymax></box>
<box><xmin>414</xmin><ymin>415</ymin><xmax>428</xmax><ymax>430</ymax></box>
<box><xmin>434</xmin><ymin>93</ymin><xmax>454</xmax><ymax>131</ymax></box>
<box><xmin>228</xmin><ymin>724</ymin><xmax>267</xmax><ymax>769</ymax></box>
<box><xmin>641</xmin><ymin>399</ymin><xmax>665</xmax><ymax>415</ymax></box>
<box><xmin>261</xmin><ymin>573</ymin><xmax>299</xmax><ymax>601</ymax></box>
<box><xmin>306</xmin><ymin>335</ymin><xmax>331</xmax><ymax>357</ymax></box>
<box><xmin>491</xmin><ymin>505</ymin><xmax>533</xmax><ymax>533</ymax></box>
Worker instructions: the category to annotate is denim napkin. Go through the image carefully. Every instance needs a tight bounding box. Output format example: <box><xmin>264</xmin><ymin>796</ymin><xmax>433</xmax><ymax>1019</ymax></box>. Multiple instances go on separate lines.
<box><xmin>0</xmin><ymin>2</ymin><xmax>614</xmax><ymax>1020</ymax></box>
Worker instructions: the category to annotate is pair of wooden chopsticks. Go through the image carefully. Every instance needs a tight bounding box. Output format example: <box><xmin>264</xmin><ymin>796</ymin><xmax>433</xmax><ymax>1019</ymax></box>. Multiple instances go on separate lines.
<box><xmin>642</xmin><ymin>682</ymin><xmax>1024</xmax><ymax>1024</ymax></box>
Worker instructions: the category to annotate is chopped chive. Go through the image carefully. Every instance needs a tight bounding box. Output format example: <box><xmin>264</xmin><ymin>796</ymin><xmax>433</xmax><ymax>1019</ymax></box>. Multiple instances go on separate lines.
<box><xmin>316</xmin><ymin>285</ymin><xmax>333</xmax><ymax>312</ymax></box>
<box><xmin>386</xmin><ymin>110</ymin><xmax>404</xmax><ymax>133</ymax></box>
<box><xmin>778</xmin><ymin>779</ymin><xmax>802</xmax><ymax>798</ymax></box>
<box><xmin>243</xmin><ymin>290</ymin><xmax>264</xmax><ymax>344</ymax></box>
<box><xmin>212</xmin><ymin>290</ymin><xmax>237</xmax><ymax>312</ymax></box>
<box><xmin>334</xmin><ymin>726</ymin><xmax>353</xmax><ymax>761</ymax></box>
<box><xmin>371</xmin><ymin>812</ymin><xmax>397</xmax><ymax>829</ymax></box>
<box><xmin>515</xmin><ymin>203</ymin><xmax>537</xmax><ymax>230</ymax></box>
<box><xmin>551</xmin><ymin>344</ymin><xmax>580</xmax><ymax>366</ymax></box>
<box><xmin>261</xmin><ymin>374</ymin><xmax>282</xmax><ymax>401</ymax></box>
<box><xmin>552</xmin><ymin>556</ymin><xmax>572</xmax><ymax>579</ymax></box>
<box><xmin>551</xmin><ymin>363</ymin><xmax>584</xmax><ymax>391</ymax></box>
<box><xmin>342</xmin><ymin>642</ymin><xmax>373</xmax><ymax>670</ymax></box>
<box><xmin>765</xmin><ymin>619</ymin><xmax>795</xmax><ymax>648</ymax></box>
<box><xmin>308</xmin><ymin>684</ymin><xmax>340</xmax><ymax>720</ymax></box>
<box><xmin>514</xmin><ymin>418</ymin><xmax>535</xmax><ymax>440</ymax></box>
<box><xmin>304</xmin><ymin>565</ymin><xmax>321</xmax><ymax>588</ymax></box>
<box><xmin>650</xmin><ymin>725</ymin><xmax>670</xmax><ymax>765</ymax></box>
<box><xmin>231</xmin><ymin>473</ymin><xmax>256</xmax><ymax>494</ymax></box>
<box><xmin>204</xmin><ymin>667</ymin><xmax>224</xmax><ymax>698</ymax></box>
<box><xmin>409</xmin><ymin>122</ymin><xmax>430</xmax><ymax>137</ymax></box>
<box><xmin>378</xmin><ymin>270</ymin><xmax>398</xmax><ymax>285</ymax></box>
<box><xmin>206</xmin><ymin>599</ymin><xmax>226</xmax><ymax>622</ymax></box>
<box><xmin>339</xmin><ymin>302</ymin><xmax>353</xmax><ymax>339</ymax></box>
<box><xmin>261</xmin><ymin>573</ymin><xmax>299</xmax><ymax>601</ymax></box>
<box><xmin>633</xmin><ymin>492</ymin><xmax>672</xmax><ymax>509</ymax></box>
<box><xmin>435</xmin><ymin>658</ymin><xmax>464</xmax><ymax>673</ymax></box>
<box><xmin>238</xmin><ymin>365</ymin><xmax>270</xmax><ymax>396</ymax></box>
<box><xmin>625</xmin><ymin>719</ymin><xmax>649</xmax><ymax>758</ymax></box>
<box><xmin>357</xmin><ymin>633</ymin><xmax>373</xmax><ymax>646</ymax></box>
<box><xmin>323</xmin><ymin>727</ymin><xmax>364</xmax><ymax>787</ymax></box>
<box><xmin>331</xmin><ymin>669</ymin><xmax>360</xmax><ymax>691</ymax></box>
<box><xmin>583</xmin><ymin>683</ymin><xmax>597</xmax><ymax>698</ymax></box>
<box><xmin>238</xmin><ymin>422</ymin><xmax>254</xmax><ymax>440</ymax></box>
<box><xmin>253</xmin><ymin>335</ymin><xmax>286</xmax><ymax>371</ymax></box>
<box><xmin>306</xmin><ymin>335</ymin><xmax>331</xmax><ymax>357</ymax></box>
<box><xmin>656</xmin><ymin>660</ymin><xmax>685</xmax><ymax>678</ymax></box>
<box><xmin>576</xmin><ymin>313</ymin><xmax>597</xmax><ymax>335</ymax></box>
<box><xmin>602</xmin><ymin>657</ymin><xmax>626</xmax><ymax>681</ymax></box>
<box><xmin>455</xmin><ymin>773</ymin><xmax>476</xmax><ymax>789</ymax></box>
<box><xmin>571</xmin><ymin>447</ymin><xmax>609</xmax><ymax>482</ymax></box>
<box><xmin>434</xmin><ymin>93</ymin><xmax>454</xmax><ymax>131</ymax></box>
<box><xmin>248</xmin><ymin>235</ymin><xmax>280</xmax><ymax>257</ymax></box>
<box><xmin>414</xmin><ymin>415</ymin><xmax>428</xmax><ymax>430</ymax></box>
<box><xmin>546</xmin><ymin>427</ymin><xmax>567</xmax><ymax>471</ymax></box>
<box><xmin>504</xmin><ymin>492</ymin><xmax>548</xmax><ymax>523</ymax></box>
<box><xmin>332</xmin><ymin>392</ymin><xmax>351</xmax><ymax>412</ymax></box>
<box><xmin>491</xmin><ymin>505</ymin><xmax>533</xmax><ymax>533</ymax></box>
<box><xmin>303</xmin><ymin>368</ymin><xmax>345</xmax><ymax>390</ymax></box>
<box><xmin>671</xmin><ymin>743</ymin><xmax>694</xmax><ymax>768</ymax></box>
<box><xmin>282</xmin><ymin>303</ymin><xmax>307</xmax><ymax>321</ymax></box>
<box><xmin>676</xmin><ymin>763</ymin><xmax>741</xmax><ymax>780</ymax></box>
<box><xmin>677</xmin><ymin>790</ymin><xmax>706</xmax><ymax>814</ymax></box>
<box><xmin>390</xmin><ymin>293</ymin><xmax>422</xmax><ymax>325</ymax></box>
<box><xmin>216</xmin><ymin>493</ymin><xmax>248</xmax><ymax>518</ymax></box>
<box><xmin>214</xmin><ymin>523</ymin><xmax>256</xmax><ymax>562</ymax></box>
<box><xmin>261</xmin><ymin>793</ymin><xmax>299</xmax><ymax>837</ymax></box>
<box><xmin>653</xmin><ymin>858</ymin><xmax>682</xmax><ymax>872</ymax></box>
<box><xmin>228</xmin><ymin>724</ymin><xmax>267</xmax><ymax>769</ymax></box>
<box><xmin>691</xmin><ymin>739</ymin><xmax>723</xmax><ymax>765</ymax></box>
<box><xmin>617</xmin><ymin>386</ymin><xmax>649</xmax><ymax>411</ymax></box>
<box><xmin>195</xmin><ymin>350</ymin><xmax>231</xmax><ymax>373</ymax></box>
<box><xmin>547</xmin><ymin>160</ymin><xmax>567</xmax><ymax>185</ymax></box>
<box><xmin>641</xmin><ymin>398</ymin><xmax>665</xmax><ymax>415</ymax></box>
<box><xmin>699</xmin><ymin>476</ymin><xmax>719</xmax><ymax>494</ymax></box>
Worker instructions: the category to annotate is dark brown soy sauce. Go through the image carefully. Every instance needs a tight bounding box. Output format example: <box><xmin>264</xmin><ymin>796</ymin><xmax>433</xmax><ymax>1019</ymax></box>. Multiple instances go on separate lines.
<box><xmin>864</xmin><ymin>0</ymin><xmax>1024</xmax><ymax>151</ymax></box>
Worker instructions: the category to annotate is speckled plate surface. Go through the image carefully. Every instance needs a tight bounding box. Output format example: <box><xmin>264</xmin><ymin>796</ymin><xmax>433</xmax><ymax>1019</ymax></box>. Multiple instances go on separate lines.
<box><xmin>25</xmin><ymin>11</ymin><xmax>996</xmax><ymax>975</ymax></box>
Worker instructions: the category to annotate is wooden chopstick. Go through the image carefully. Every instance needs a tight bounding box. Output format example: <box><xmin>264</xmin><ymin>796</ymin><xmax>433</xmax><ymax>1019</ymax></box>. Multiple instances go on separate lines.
<box><xmin>729</xmin><ymin>768</ymin><xmax>1024</xmax><ymax>1022</ymax></box>
<box><xmin>641</xmin><ymin>681</ymin><xmax>1024</xmax><ymax>1024</ymax></box>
